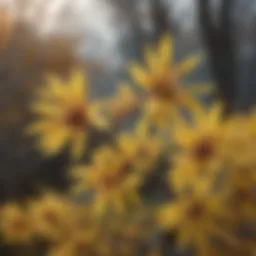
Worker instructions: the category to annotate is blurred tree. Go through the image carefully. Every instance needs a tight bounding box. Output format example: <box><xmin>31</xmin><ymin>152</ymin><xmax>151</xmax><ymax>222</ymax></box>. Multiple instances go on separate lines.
<box><xmin>198</xmin><ymin>0</ymin><xmax>237</xmax><ymax>114</ymax></box>
<box><xmin>151</xmin><ymin>0</ymin><xmax>174</xmax><ymax>41</ymax></box>
<box><xmin>38</xmin><ymin>35</ymin><xmax>81</xmax><ymax>75</ymax></box>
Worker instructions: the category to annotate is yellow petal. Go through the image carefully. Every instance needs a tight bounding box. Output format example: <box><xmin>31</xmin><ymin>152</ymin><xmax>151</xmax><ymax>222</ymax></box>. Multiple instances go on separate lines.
<box><xmin>26</xmin><ymin>121</ymin><xmax>59</xmax><ymax>135</ymax></box>
<box><xmin>118</xmin><ymin>82</ymin><xmax>135</xmax><ymax>100</ymax></box>
<box><xmin>93</xmin><ymin>196</ymin><xmax>107</xmax><ymax>217</ymax></box>
<box><xmin>207</xmin><ymin>103</ymin><xmax>223</xmax><ymax>127</ymax></box>
<box><xmin>158</xmin><ymin>203</ymin><xmax>181</xmax><ymax>229</ymax></box>
<box><xmin>88</xmin><ymin>104</ymin><xmax>109</xmax><ymax>129</ymax></box>
<box><xmin>71</xmin><ymin>132</ymin><xmax>87</xmax><ymax>160</ymax></box>
<box><xmin>158</xmin><ymin>34</ymin><xmax>173</xmax><ymax>68</ymax></box>
<box><xmin>181</xmin><ymin>96</ymin><xmax>205</xmax><ymax>123</ymax></box>
<box><xmin>125</xmin><ymin>173</ymin><xmax>141</xmax><ymax>188</ymax></box>
<box><xmin>70</xmin><ymin>69</ymin><xmax>87</xmax><ymax>101</ymax></box>
<box><xmin>128</xmin><ymin>63</ymin><xmax>151</xmax><ymax>88</ymax></box>
<box><xmin>144</xmin><ymin>99</ymin><xmax>171</xmax><ymax>126</ymax></box>
<box><xmin>31</xmin><ymin>102</ymin><xmax>62</xmax><ymax>116</ymax></box>
<box><xmin>144</xmin><ymin>45</ymin><xmax>157</xmax><ymax>72</ymax></box>
<box><xmin>170</xmin><ymin>166</ymin><xmax>188</xmax><ymax>192</ymax></box>
<box><xmin>112</xmin><ymin>196</ymin><xmax>125</xmax><ymax>213</ymax></box>
<box><xmin>46</xmin><ymin>75</ymin><xmax>69</xmax><ymax>101</ymax></box>
<box><xmin>135</xmin><ymin>118</ymin><xmax>150</xmax><ymax>137</ymax></box>
<box><xmin>192</xmin><ymin>103</ymin><xmax>218</xmax><ymax>129</ymax></box>
<box><xmin>173</xmin><ymin>125</ymin><xmax>194</xmax><ymax>148</ymax></box>
<box><xmin>176</xmin><ymin>55</ymin><xmax>201</xmax><ymax>77</ymax></box>
<box><xmin>39</xmin><ymin>128</ymin><xmax>69</xmax><ymax>155</ymax></box>
<box><xmin>118</xmin><ymin>134</ymin><xmax>134</xmax><ymax>154</ymax></box>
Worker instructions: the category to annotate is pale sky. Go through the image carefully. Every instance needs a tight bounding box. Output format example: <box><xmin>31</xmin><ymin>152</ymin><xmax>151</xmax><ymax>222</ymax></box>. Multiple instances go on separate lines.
<box><xmin>2</xmin><ymin>0</ymin><xmax>197</xmax><ymax>70</ymax></box>
<box><xmin>6</xmin><ymin>0</ymin><xmax>196</xmax><ymax>37</ymax></box>
<box><xmin>171</xmin><ymin>0</ymin><xmax>196</xmax><ymax>29</ymax></box>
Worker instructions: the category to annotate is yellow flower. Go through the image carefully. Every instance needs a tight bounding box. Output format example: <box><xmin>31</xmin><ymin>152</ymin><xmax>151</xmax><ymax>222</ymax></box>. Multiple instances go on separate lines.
<box><xmin>46</xmin><ymin>203</ymin><xmax>109</xmax><ymax>256</ymax></box>
<box><xmin>229</xmin><ymin>184</ymin><xmax>256</xmax><ymax>222</ymax></box>
<box><xmin>172</xmin><ymin>103</ymin><xmax>225</xmax><ymax>174</ymax></box>
<box><xmin>29</xmin><ymin>193</ymin><xmax>75</xmax><ymax>241</ymax></box>
<box><xmin>223</xmin><ymin>112</ymin><xmax>256</xmax><ymax>167</ymax></box>
<box><xmin>27</xmin><ymin>69</ymin><xmax>107</xmax><ymax>159</ymax></box>
<box><xmin>225</xmin><ymin>164</ymin><xmax>256</xmax><ymax>221</ymax></box>
<box><xmin>117</xmin><ymin>122</ymin><xmax>163</xmax><ymax>172</ymax></box>
<box><xmin>170</xmin><ymin>157</ymin><xmax>211</xmax><ymax>194</ymax></box>
<box><xmin>223</xmin><ymin>116</ymin><xmax>250</xmax><ymax>159</ymax></box>
<box><xmin>220</xmin><ymin>113</ymin><xmax>256</xmax><ymax>222</ymax></box>
<box><xmin>170</xmin><ymin>104</ymin><xmax>226</xmax><ymax>193</ymax></box>
<box><xmin>158</xmin><ymin>184</ymin><xmax>234</xmax><ymax>253</ymax></box>
<box><xmin>229</xmin><ymin>163</ymin><xmax>256</xmax><ymax>189</ymax></box>
<box><xmin>0</xmin><ymin>203</ymin><xmax>34</xmax><ymax>244</ymax></box>
<box><xmin>72</xmin><ymin>146</ymin><xmax>141</xmax><ymax>214</ymax></box>
<box><xmin>105</xmin><ymin>82</ymin><xmax>139</xmax><ymax>122</ymax></box>
<box><xmin>129</xmin><ymin>34</ymin><xmax>212</xmax><ymax>126</ymax></box>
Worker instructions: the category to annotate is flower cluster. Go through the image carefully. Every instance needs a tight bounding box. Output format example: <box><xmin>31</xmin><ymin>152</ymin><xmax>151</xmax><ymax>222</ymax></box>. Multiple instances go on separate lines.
<box><xmin>0</xmin><ymin>34</ymin><xmax>255</xmax><ymax>256</ymax></box>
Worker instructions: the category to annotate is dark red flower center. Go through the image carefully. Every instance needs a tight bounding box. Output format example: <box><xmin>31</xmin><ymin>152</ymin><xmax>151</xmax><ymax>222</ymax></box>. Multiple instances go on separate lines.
<box><xmin>151</xmin><ymin>79</ymin><xmax>176</xmax><ymax>100</ymax></box>
<box><xmin>187</xmin><ymin>202</ymin><xmax>205</xmax><ymax>220</ymax></box>
<box><xmin>65</xmin><ymin>106</ymin><xmax>87</xmax><ymax>129</ymax></box>
<box><xmin>193</xmin><ymin>137</ymin><xmax>214</xmax><ymax>161</ymax></box>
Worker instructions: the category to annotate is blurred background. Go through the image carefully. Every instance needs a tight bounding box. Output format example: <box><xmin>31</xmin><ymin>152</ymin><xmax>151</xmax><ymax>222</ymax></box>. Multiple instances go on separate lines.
<box><xmin>0</xmin><ymin>1</ymin><xmax>255</xmax><ymax>254</ymax></box>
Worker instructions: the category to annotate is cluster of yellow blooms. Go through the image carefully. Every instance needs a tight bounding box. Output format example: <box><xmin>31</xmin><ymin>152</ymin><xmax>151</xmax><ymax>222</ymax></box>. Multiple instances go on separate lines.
<box><xmin>0</xmin><ymin>193</ymin><xmax>156</xmax><ymax>255</ymax></box>
<box><xmin>0</xmin><ymin>35</ymin><xmax>256</xmax><ymax>256</ymax></box>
